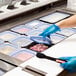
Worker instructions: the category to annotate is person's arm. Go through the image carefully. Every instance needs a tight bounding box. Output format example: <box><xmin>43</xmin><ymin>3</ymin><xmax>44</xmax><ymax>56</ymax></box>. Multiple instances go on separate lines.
<box><xmin>40</xmin><ymin>15</ymin><xmax>76</xmax><ymax>37</ymax></box>
<box><xmin>56</xmin><ymin>15</ymin><xmax>76</xmax><ymax>28</ymax></box>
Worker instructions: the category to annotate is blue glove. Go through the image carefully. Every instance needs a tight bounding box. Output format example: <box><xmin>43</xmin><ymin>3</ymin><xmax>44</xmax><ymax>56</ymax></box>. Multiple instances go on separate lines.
<box><xmin>59</xmin><ymin>56</ymin><xmax>76</xmax><ymax>72</ymax></box>
<box><xmin>39</xmin><ymin>24</ymin><xmax>60</xmax><ymax>37</ymax></box>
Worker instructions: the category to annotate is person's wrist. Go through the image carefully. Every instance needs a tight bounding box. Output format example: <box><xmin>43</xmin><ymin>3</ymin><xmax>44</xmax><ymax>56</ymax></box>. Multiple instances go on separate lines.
<box><xmin>56</xmin><ymin>19</ymin><xmax>67</xmax><ymax>28</ymax></box>
<box><xmin>53</xmin><ymin>24</ymin><xmax>61</xmax><ymax>31</ymax></box>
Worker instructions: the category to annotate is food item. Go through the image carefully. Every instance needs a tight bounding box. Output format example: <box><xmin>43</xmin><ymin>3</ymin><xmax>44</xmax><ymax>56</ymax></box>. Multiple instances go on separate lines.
<box><xmin>30</xmin><ymin>44</ymin><xmax>48</xmax><ymax>52</ymax></box>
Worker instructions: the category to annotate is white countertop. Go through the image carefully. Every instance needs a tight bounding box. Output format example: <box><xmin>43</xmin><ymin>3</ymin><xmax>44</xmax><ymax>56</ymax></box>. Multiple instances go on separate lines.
<box><xmin>3</xmin><ymin>34</ymin><xmax>76</xmax><ymax>76</ymax></box>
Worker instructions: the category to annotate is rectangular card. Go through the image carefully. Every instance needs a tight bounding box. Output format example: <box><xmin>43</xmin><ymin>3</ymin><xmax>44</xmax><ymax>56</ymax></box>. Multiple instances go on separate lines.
<box><xmin>40</xmin><ymin>11</ymin><xmax>70</xmax><ymax>23</ymax></box>
<box><xmin>57</xmin><ymin>28</ymin><xmax>76</xmax><ymax>36</ymax></box>
<box><xmin>50</xmin><ymin>33</ymin><xmax>66</xmax><ymax>44</ymax></box>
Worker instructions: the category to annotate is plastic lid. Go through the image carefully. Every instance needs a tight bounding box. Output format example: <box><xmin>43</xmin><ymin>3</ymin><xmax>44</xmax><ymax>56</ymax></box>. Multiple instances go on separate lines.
<box><xmin>30</xmin><ymin>36</ymin><xmax>51</xmax><ymax>45</ymax></box>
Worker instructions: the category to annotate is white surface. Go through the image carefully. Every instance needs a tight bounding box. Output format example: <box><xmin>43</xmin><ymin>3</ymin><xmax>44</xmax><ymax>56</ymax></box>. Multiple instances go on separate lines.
<box><xmin>3</xmin><ymin>67</ymin><xmax>34</xmax><ymax>76</ymax></box>
<box><xmin>0</xmin><ymin>0</ymin><xmax>58</xmax><ymax>20</ymax></box>
<box><xmin>3</xmin><ymin>34</ymin><xmax>76</xmax><ymax>76</ymax></box>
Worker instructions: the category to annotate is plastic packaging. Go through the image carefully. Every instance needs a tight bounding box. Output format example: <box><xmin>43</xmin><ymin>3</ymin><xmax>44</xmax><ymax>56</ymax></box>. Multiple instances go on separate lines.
<box><xmin>50</xmin><ymin>33</ymin><xmax>66</xmax><ymax>44</ymax></box>
<box><xmin>57</xmin><ymin>28</ymin><xmax>76</xmax><ymax>36</ymax></box>
<box><xmin>0</xmin><ymin>43</ymin><xmax>18</xmax><ymax>55</ymax></box>
<box><xmin>40</xmin><ymin>12</ymin><xmax>70</xmax><ymax>23</ymax></box>
<box><xmin>0</xmin><ymin>31</ymin><xmax>20</xmax><ymax>41</ymax></box>
<box><xmin>11</xmin><ymin>48</ymin><xmax>34</xmax><ymax>61</ymax></box>
<box><xmin>11</xmin><ymin>36</ymin><xmax>33</xmax><ymax>47</ymax></box>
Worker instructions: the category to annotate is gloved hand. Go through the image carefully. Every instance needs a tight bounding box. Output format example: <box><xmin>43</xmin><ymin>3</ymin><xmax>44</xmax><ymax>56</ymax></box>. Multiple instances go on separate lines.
<box><xmin>59</xmin><ymin>56</ymin><xmax>76</xmax><ymax>72</ymax></box>
<box><xmin>39</xmin><ymin>24</ymin><xmax>60</xmax><ymax>37</ymax></box>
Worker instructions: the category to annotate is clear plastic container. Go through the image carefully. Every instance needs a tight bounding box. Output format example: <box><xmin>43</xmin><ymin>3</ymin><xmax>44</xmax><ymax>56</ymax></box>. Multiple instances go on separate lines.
<box><xmin>11</xmin><ymin>48</ymin><xmax>34</xmax><ymax>61</ymax></box>
<box><xmin>40</xmin><ymin>11</ymin><xmax>70</xmax><ymax>23</ymax></box>
<box><xmin>26</xmin><ymin>29</ymin><xmax>42</xmax><ymax>36</ymax></box>
<box><xmin>57</xmin><ymin>28</ymin><xmax>76</xmax><ymax>36</ymax></box>
<box><xmin>11</xmin><ymin>25</ymin><xmax>32</xmax><ymax>35</ymax></box>
<box><xmin>0</xmin><ymin>31</ymin><xmax>20</xmax><ymax>41</ymax></box>
<box><xmin>50</xmin><ymin>33</ymin><xmax>66</xmax><ymax>44</ymax></box>
<box><xmin>11</xmin><ymin>36</ymin><xmax>33</xmax><ymax>47</ymax></box>
<box><xmin>0</xmin><ymin>43</ymin><xmax>18</xmax><ymax>55</ymax></box>
<box><xmin>25</xmin><ymin>20</ymin><xmax>51</xmax><ymax>30</ymax></box>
